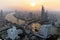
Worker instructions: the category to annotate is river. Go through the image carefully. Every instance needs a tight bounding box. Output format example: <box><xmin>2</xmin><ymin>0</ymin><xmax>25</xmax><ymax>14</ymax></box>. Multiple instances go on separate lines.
<box><xmin>5</xmin><ymin>12</ymin><xmax>58</xmax><ymax>35</ymax></box>
<box><xmin>5</xmin><ymin>12</ymin><xmax>25</xmax><ymax>25</ymax></box>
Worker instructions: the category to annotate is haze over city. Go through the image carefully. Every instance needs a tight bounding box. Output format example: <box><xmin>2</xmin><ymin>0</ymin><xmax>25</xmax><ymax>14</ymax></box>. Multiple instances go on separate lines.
<box><xmin>0</xmin><ymin>0</ymin><xmax>60</xmax><ymax>40</ymax></box>
<box><xmin>0</xmin><ymin>0</ymin><xmax>60</xmax><ymax>11</ymax></box>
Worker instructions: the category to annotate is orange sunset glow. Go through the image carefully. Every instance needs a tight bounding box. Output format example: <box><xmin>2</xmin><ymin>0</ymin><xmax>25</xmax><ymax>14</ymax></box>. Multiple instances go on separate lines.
<box><xmin>0</xmin><ymin>0</ymin><xmax>60</xmax><ymax>11</ymax></box>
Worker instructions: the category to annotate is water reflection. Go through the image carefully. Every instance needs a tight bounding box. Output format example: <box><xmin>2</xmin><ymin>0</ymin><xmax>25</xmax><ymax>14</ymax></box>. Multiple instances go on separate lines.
<box><xmin>31</xmin><ymin>23</ymin><xmax>41</xmax><ymax>33</ymax></box>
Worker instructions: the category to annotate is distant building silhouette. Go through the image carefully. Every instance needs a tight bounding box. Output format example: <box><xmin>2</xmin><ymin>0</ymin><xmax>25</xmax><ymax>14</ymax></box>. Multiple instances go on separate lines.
<box><xmin>29</xmin><ymin>12</ymin><xmax>33</xmax><ymax>19</ymax></box>
<box><xmin>0</xmin><ymin>10</ymin><xmax>7</xmax><ymax>26</ymax></box>
<box><xmin>0</xmin><ymin>10</ymin><xmax>3</xmax><ymax>19</ymax></box>
<box><xmin>0</xmin><ymin>10</ymin><xmax>4</xmax><ymax>26</ymax></box>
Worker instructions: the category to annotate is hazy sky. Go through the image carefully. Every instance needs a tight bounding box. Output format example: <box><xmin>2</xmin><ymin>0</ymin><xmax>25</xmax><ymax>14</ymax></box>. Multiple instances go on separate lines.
<box><xmin>0</xmin><ymin>0</ymin><xmax>60</xmax><ymax>11</ymax></box>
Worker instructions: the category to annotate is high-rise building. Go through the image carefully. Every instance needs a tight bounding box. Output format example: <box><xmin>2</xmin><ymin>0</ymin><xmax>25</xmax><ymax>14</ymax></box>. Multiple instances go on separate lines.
<box><xmin>29</xmin><ymin>12</ymin><xmax>33</xmax><ymax>19</ymax></box>
<box><xmin>0</xmin><ymin>10</ymin><xmax>4</xmax><ymax>26</ymax></box>
<box><xmin>44</xmin><ymin>11</ymin><xmax>49</xmax><ymax>22</ymax></box>
<box><xmin>0</xmin><ymin>10</ymin><xmax>7</xmax><ymax>26</ymax></box>
<box><xmin>41</xmin><ymin>5</ymin><xmax>45</xmax><ymax>21</ymax></box>
<box><xmin>40</xmin><ymin>5</ymin><xmax>49</xmax><ymax>24</ymax></box>
<box><xmin>0</xmin><ymin>10</ymin><xmax>3</xmax><ymax>19</ymax></box>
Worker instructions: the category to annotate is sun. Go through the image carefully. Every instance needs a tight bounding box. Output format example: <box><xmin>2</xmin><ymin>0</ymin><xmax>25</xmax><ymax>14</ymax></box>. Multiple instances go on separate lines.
<box><xmin>30</xmin><ymin>2</ymin><xmax>36</xmax><ymax>7</ymax></box>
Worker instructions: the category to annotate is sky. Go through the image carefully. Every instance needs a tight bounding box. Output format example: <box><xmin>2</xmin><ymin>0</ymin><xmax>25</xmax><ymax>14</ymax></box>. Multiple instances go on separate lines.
<box><xmin>0</xmin><ymin>0</ymin><xmax>60</xmax><ymax>11</ymax></box>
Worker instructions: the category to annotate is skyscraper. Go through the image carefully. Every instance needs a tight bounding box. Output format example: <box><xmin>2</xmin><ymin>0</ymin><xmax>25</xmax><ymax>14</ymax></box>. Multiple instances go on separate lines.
<box><xmin>40</xmin><ymin>5</ymin><xmax>49</xmax><ymax>24</ymax></box>
<box><xmin>0</xmin><ymin>10</ymin><xmax>3</xmax><ymax>19</ymax></box>
<box><xmin>44</xmin><ymin>11</ymin><xmax>49</xmax><ymax>22</ymax></box>
<box><xmin>0</xmin><ymin>10</ymin><xmax>4</xmax><ymax>26</ymax></box>
<box><xmin>29</xmin><ymin>12</ymin><xmax>33</xmax><ymax>19</ymax></box>
<box><xmin>41</xmin><ymin>5</ymin><xmax>45</xmax><ymax>21</ymax></box>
